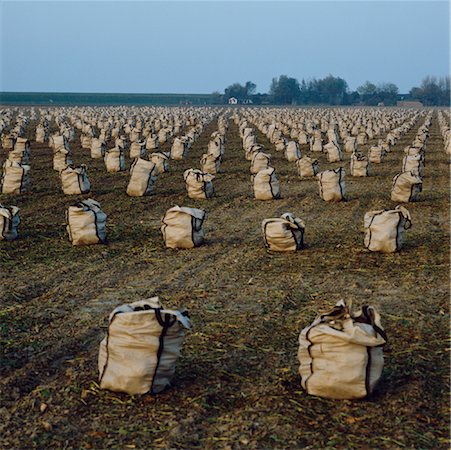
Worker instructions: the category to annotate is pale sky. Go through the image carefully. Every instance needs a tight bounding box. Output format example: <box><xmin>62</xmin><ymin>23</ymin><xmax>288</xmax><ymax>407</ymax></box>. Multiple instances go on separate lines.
<box><xmin>1</xmin><ymin>1</ymin><xmax>449</xmax><ymax>94</ymax></box>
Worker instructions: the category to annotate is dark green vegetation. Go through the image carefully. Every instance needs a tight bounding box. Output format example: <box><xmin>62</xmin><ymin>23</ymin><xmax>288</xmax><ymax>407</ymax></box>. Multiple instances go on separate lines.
<box><xmin>0</xmin><ymin>109</ymin><xmax>449</xmax><ymax>449</ymax></box>
<box><xmin>0</xmin><ymin>92</ymin><xmax>214</xmax><ymax>106</ymax></box>
<box><xmin>222</xmin><ymin>75</ymin><xmax>450</xmax><ymax>106</ymax></box>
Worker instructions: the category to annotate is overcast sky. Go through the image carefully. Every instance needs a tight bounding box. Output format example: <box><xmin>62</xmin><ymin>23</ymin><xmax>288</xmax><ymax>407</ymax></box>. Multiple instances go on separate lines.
<box><xmin>1</xmin><ymin>1</ymin><xmax>449</xmax><ymax>94</ymax></box>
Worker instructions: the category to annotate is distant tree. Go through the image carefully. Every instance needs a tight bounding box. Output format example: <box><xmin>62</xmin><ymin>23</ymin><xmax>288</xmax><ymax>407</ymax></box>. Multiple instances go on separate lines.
<box><xmin>211</xmin><ymin>91</ymin><xmax>223</xmax><ymax>104</ymax></box>
<box><xmin>357</xmin><ymin>81</ymin><xmax>378</xmax><ymax>105</ymax></box>
<box><xmin>376</xmin><ymin>82</ymin><xmax>399</xmax><ymax>106</ymax></box>
<box><xmin>409</xmin><ymin>76</ymin><xmax>450</xmax><ymax>106</ymax></box>
<box><xmin>224</xmin><ymin>81</ymin><xmax>257</xmax><ymax>102</ymax></box>
<box><xmin>315</xmin><ymin>75</ymin><xmax>349</xmax><ymax>104</ymax></box>
<box><xmin>245</xmin><ymin>81</ymin><xmax>257</xmax><ymax>96</ymax></box>
<box><xmin>269</xmin><ymin>75</ymin><xmax>301</xmax><ymax>104</ymax></box>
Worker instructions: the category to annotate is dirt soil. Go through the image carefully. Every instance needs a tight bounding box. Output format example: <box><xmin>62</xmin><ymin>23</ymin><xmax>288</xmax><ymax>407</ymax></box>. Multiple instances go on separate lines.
<box><xmin>0</xmin><ymin>108</ymin><xmax>449</xmax><ymax>449</ymax></box>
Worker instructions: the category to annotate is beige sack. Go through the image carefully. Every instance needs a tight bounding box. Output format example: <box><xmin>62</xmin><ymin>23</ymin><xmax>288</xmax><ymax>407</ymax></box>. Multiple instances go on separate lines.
<box><xmin>391</xmin><ymin>171</ymin><xmax>422</xmax><ymax>202</ymax></box>
<box><xmin>311</xmin><ymin>137</ymin><xmax>323</xmax><ymax>152</ymax></box>
<box><xmin>146</xmin><ymin>135</ymin><xmax>159</xmax><ymax>151</ymax></box>
<box><xmin>324</xmin><ymin>142</ymin><xmax>342</xmax><ymax>163</ymax></box>
<box><xmin>298</xmin><ymin>300</ymin><xmax>386</xmax><ymax>400</ymax></box>
<box><xmin>344</xmin><ymin>136</ymin><xmax>357</xmax><ymax>153</ymax></box>
<box><xmin>161</xmin><ymin>205</ymin><xmax>206</xmax><ymax>249</ymax></box>
<box><xmin>368</xmin><ymin>146</ymin><xmax>385</xmax><ymax>164</ymax></box>
<box><xmin>262</xmin><ymin>212</ymin><xmax>305</xmax><ymax>252</ymax></box>
<box><xmin>66</xmin><ymin>198</ymin><xmax>107</xmax><ymax>246</ymax></box>
<box><xmin>285</xmin><ymin>141</ymin><xmax>301</xmax><ymax>162</ymax></box>
<box><xmin>90</xmin><ymin>138</ymin><xmax>106</xmax><ymax>159</ymax></box>
<box><xmin>317</xmin><ymin>168</ymin><xmax>346</xmax><ymax>202</ymax></box>
<box><xmin>350</xmin><ymin>152</ymin><xmax>370</xmax><ymax>177</ymax></box>
<box><xmin>402</xmin><ymin>154</ymin><xmax>424</xmax><ymax>176</ymax></box>
<box><xmin>0</xmin><ymin>204</ymin><xmax>20</xmax><ymax>241</ymax></box>
<box><xmin>171</xmin><ymin>137</ymin><xmax>187</xmax><ymax>160</ymax></box>
<box><xmin>364</xmin><ymin>205</ymin><xmax>411</xmax><ymax>253</ymax></box>
<box><xmin>1</xmin><ymin>134</ymin><xmax>16</xmax><ymax>150</ymax></box>
<box><xmin>184</xmin><ymin>169</ymin><xmax>215</xmax><ymax>199</ymax></box>
<box><xmin>250</xmin><ymin>152</ymin><xmax>272</xmax><ymax>175</ymax></box>
<box><xmin>1</xmin><ymin>161</ymin><xmax>31</xmax><ymax>194</ymax></box>
<box><xmin>130</xmin><ymin>140</ymin><xmax>146</xmax><ymax>159</ymax></box>
<box><xmin>296</xmin><ymin>156</ymin><xmax>318</xmax><ymax>178</ymax></box>
<box><xmin>126</xmin><ymin>158</ymin><xmax>159</xmax><ymax>197</ymax></box>
<box><xmin>253</xmin><ymin>167</ymin><xmax>281</xmax><ymax>200</ymax></box>
<box><xmin>104</xmin><ymin>148</ymin><xmax>126</xmax><ymax>173</ymax></box>
<box><xmin>60</xmin><ymin>165</ymin><xmax>91</xmax><ymax>195</ymax></box>
<box><xmin>151</xmin><ymin>152</ymin><xmax>170</xmax><ymax>174</ymax></box>
<box><xmin>53</xmin><ymin>149</ymin><xmax>73</xmax><ymax>172</ymax></box>
<box><xmin>200</xmin><ymin>153</ymin><xmax>221</xmax><ymax>174</ymax></box>
<box><xmin>98</xmin><ymin>297</ymin><xmax>191</xmax><ymax>395</ymax></box>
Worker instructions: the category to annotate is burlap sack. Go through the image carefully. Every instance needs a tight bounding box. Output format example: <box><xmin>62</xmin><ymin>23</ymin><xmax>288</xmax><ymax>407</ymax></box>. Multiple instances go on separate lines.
<box><xmin>161</xmin><ymin>205</ymin><xmax>206</xmax><ymax>249</ymax></box>
<box><xmin>368</xmin><ymin>146</ymin><xmax>385</xmax><ymax>164</ymax></box>
<box><xmin>1</xmin><ymin>161</ymin><xmax>30</xmax><ymax>194</ymax></box>
<box><xmin>146</xmin><ymin>135</ymin><xmax>159</xmax><ymax>151</ymax></box>
<box><xmin>171</xmin><ymin>137</ymin><xmax>187</xmax><ymax>160</ymax></box>
<box><xmin>298</xmin><ymin>300</ymin><xmax>386</xmax><ymax>400</ymax></box>
<box><xmin>364</xmin><ymin>205</ymin><xmax>411</xmax><ymax>253</ymax></box>
<box><xmin>151</xmin><ymin>152</ymin><xmax>170</xmax><ymax>174</ymax></box>
<box><xmin>262</xmin><ymin>212</ymin><xmax>305</xmax><ymax>252</ymax></box>
<box><xmin>253</xmin><ymin>167</ymin><xmax>281</xmax><ymax>200</ymax></box>
<box><xmin>402</xmin><ymin>154</ymin><xmax>424</xmax><ymax>176</ymax></box>
<box><xmin>60</xmin><ymin>165</ymin><xmax>91</xmax><ymax>195</ymax></box>
<box><xmin>285</xmin><ymin>141</ymin><xmax>301</xmax><ymax>162</ymax></box>
<box><xmin>0</xmin><ymin>204</ymin><xmax>20</xmax><ymax>241</ymax></box>
<box><xmin>344</xmin><ymin>136</ymin><xmax>357</xmax><ymax>153</ymax></box>
<box><xmin>250</xmin><ymin>152</ymin><xmax>272</xmax><ymax>174</ymax></box>
<box><xmin>127</xmin><ymin>158</ymin><xmax>159</xmax><ymax>197</ymax></box>
<box><xmin>53</xmin><ymin>149</ymin><xmax>73</xmax><ymax>172</ymax></box>
<box><xmin>184</xmin><ymin>169</ymin><xmax>215</xmax><ymax>199</ymax></box>
<box><xmin>7</xmin><ymin>148</ymin><xmax>29</xmax><ymax>165</ymax></box>
<box><xmin>350</xmin><ymin>152</ymin><xmax>370</xmax><ymax>177</ymax></box>
<box><xmin>50</xmin><ymin>134</ymin><xmax>69</xmax><ymax>152</ymax></box>
<box><xmin>66</xmin><ymin>199</ymin><xmax>107</xmax><ymax>246</ymax></box>
<box><xmin>200</xmin><ymin>153</ymin><xmax>221</xmax><ymax>174</ymax></box>
<box><xmin>245</xmin><ymin>144</ymin><xmax>264</xmax><ymax>161</ymax></box>
<box><xmin>317</xmin><ymin>168</ymin><xmax>346</xmax><ymax>202</ymax></box>
<box><xmin>391</xmin><ymin>171</ymin><xmax>422</xmax><ymax>202</ymax></box>
<box><xmin>357</xmin><ymin>132</ymin><xmax>368</xmax><ymax>145</ymax></box>
<box><xmin>324</xmin><ymin>142</ymin><xmax>342</xmax><ymax>163</ymax></box>
<box><xmin>81</xmin><ymin>134</ymin><xmax>92</xmax><ymax>149</ymax></box>
<box><xmin>311</xmin><ymin>136</ymin><xmax>323</xmax><ymax>152</ymax></box>
<box><xmin>98</xmin><ymin>297</ymin><xmax>191</xmax><ymax>395</ymax></box>
<box><xmin>130</xmin><ymin>140</ymin><xmax>146</xmax><ymax>159</ymax></box>
<box><xmin>104</xmin><ymin>148</ymin><xmax>126</xmax><ymax>173</ymax></box>
<box><xmin>90</xmin><ymin>138</ymin><xmax>106</xmax><ymax>159</ymax></box>
<box><xmin>36</xmin><ymin>125</ymin><xmax>47</xmax><ymax>143</ymax></box>
<box><xmin>296</xmin><ymin>156</ymin><xmax>318</xmax><ymax>178</ymax></box>
<box><xmin>208</xmin><ymin>137</ymin><xmax>224</xmax><ymax>157</ymax></box>
<box><xmin>1</xmin><ymin>134</ymin><xmax>15</xmax><ymax>150</ymax></box>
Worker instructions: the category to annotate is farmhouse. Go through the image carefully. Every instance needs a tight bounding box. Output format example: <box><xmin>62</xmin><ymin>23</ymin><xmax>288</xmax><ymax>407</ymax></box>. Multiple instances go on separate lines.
<box><xmin>228</xmin><ymin>97</ymin><xmax>238</xmax><ymax>105</ymax></box>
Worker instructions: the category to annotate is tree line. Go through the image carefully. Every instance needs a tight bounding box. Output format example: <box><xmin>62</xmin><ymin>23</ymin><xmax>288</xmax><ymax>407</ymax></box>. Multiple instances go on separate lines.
<box><xmin>212</xmin><ymin>74</ymin><xmax>450</xmax><ymax>106</ymax></box>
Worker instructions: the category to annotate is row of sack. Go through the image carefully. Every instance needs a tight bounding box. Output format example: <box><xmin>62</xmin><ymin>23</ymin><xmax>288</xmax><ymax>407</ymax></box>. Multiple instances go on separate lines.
<box><xmin>0</xmin><ymin>199</ymin><xmax>412</xmax><ymax>254</ymax></box>
<box><xmin>98</xmin><ymin>297</ymin><xmax>386</xmax><ymax>401</ymax></box>
<box><xmin>0</xmin><ymin>160</ymin><xmax>423</xmax><ymax>204</ymax></box>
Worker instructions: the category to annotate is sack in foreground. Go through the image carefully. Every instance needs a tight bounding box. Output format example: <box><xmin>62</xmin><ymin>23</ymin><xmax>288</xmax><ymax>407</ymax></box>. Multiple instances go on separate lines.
<box><xmin>391</xmin><ymin>171</ymin><xmax>422</xmax><ymax>202</ymax></box>
<box><xmin>298</xmin><ymin>300</ymin><xmax>387</xmax><ymax>400</ymax></box>
<box><xmin>364</xmin><ymin>205</ymin><xmax>411</xmax><ymax>253</ymax></box>
<box><xmin>316</xmin><ymin>168</ymin><xmax>346</xmax><ymax>202</ymax></box>
<box><xmin>262</xmin><ymin>212</ymin><xmax>305</xmax><ymax>252</ymax></box>
<box><xmin>66</xmin><ymin>199</ymin><xmax>107</xmax><ymax>246</ymax></box>
<box><xmin>253</xmin><ymin>167</ymin><xmax>281</xmax><ymax>200</ymax></box>
<box><xmin>161</xmin><ymin>205</ymin><xmax>206</xmax><ymax>249</ymax></box>
<box><xmin>98</xmin><ymin>297</ymin><xmax>191</xmax><ymax>395</ymax></box>
<box><xmin>0</xmin><ymin>204</ymin><xmax>20</xmax><ymax>241</ymax></box>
